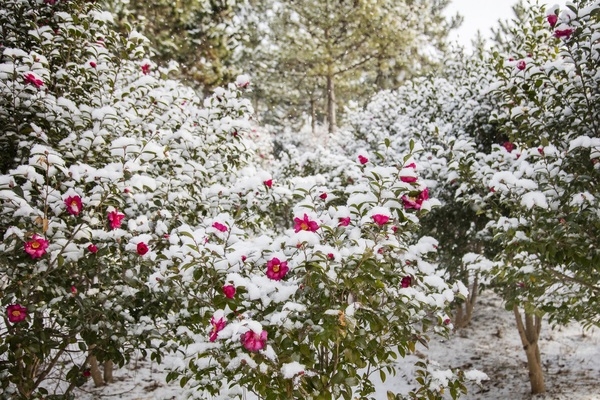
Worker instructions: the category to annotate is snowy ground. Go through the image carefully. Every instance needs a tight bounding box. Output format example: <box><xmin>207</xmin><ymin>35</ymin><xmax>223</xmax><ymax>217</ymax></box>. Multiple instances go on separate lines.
<box><xmin>76</xmin><ymin>293</ymin><xmax>600</xmax><ymax>400</ymax></box>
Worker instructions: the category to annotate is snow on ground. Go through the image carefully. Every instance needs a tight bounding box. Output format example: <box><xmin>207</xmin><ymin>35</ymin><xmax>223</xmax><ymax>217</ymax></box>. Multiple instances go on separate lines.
<box><xmin>76</xmin><ymin>293</ymin><xmax>600</xmax><ymax>400</ymax></box>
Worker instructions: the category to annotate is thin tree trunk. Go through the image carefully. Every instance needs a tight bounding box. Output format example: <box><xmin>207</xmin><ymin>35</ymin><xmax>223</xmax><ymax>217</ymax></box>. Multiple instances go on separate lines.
<box><xmin>88</xmin><ymin>355</ymin><xmax>104</xmax><ymax>387</ymax></box>
<box><xmin>454</xmin><ymin>276</ymin><xmax>478</xmax><ymax>328</ymax></box>
<box><xmin>310</xmin><ymin>96</ymin><xmax>316</xmax><ymax>135</ymax></box>
<box><xmin>103</xmin><ymin>360</ymin><xmax>114</xmax><ymax>383</ymax></box>
<box><xmin>326</xmin><ymin>73</ymin><xmax>336</xmax><ymax>134</ymax></box>
<box><xmin>513</xmin><ymin>305</ymin><xmax>545</xmax><ymax>394</ymax></box>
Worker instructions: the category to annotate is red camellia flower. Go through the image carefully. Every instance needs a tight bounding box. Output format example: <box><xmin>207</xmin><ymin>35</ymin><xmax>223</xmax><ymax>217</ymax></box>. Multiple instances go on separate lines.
<box><xmin>554</xmin><ymin>28</ymin><xmax>574</xmax><ymax>39</ymax></box>
<box><xmin>241</xmin><ymin>329</ymin><xmax>267</xmax><ymax>352</ymax></box>
<box><xmin>538</xmin><ymin>147</ymin><xmax>545</xmax><ymax>156</ymax></box>
<box><xmin>83</xmin><ymin>369</ymin><xmax>91</xmax><ymax>378</ymax></box>
<box><xmin>319</xmin><ymin>192</ymin><xmax>327</xmax><ymax>200</ymax></box>
<box><xmin>24</xmin><ymin>72</ymin><xmax>44</xmax><ymax>88</ymax></box>
<box><xmin>210</xmin><ymin>316</ymin><xmax>227</xmax><ymax>342</ymax></box>
<box><xmin>64</xmin><ymin>195</ymin><xmax>83</xmax><ymax>216</ymax></box>
<box><xmin>266</xmin><ymin>257</ymin><xmax>289</xmax><ymax>280</ymax></box>
<box><xmin>547</xmin><ymin>14</ymin><xmax>558</xmax><ymax>27</ymax></box>
<box><xmin>401</xmin><ymin>276</ymin><xmax>412</xmax><ymax>288</ymax></box>
<box><xmin>338</xmin><ymin>217</ymin><xmax>351</xmax><ymax>227</ymax></box>
<box><xmin>6</xmin><ymin>304</ymin><xmax>28</xmax><ymax>323</ymax></box>
<box><xmin>372</xmin><ymin>214</ymin><xmax>390</xmax><ymax>226</ymax></box>
<box><xmin>87</xmin><ymin>244</ymin><xmax>98</xmax><ymax>253</ymax></box>
<box><xmin>401</xmin><ymin>176</ymin><xmax>418</xmax><ymax>183</ymax></box>
<box><xmin>327</xmin><ymin>253</ymin><xmax>335</xmax><ymax>260</ymax></box>
<box><xmin>223</xmin><ymin>285</ymin><xmax>236</xmax><ymax>299</ymax></box>
<box><xmin>402</xmin><ymin>188</ymin><xmax>429</xmax><ymax>210</ymax></box>
<box><xmin>293</xmin><ymin>214</ymin><xmax>319</xmax><ymax>233</ymax></box>
<box><xmin>89</xmin><ymin>61</ymin><xmax>97</xmax><ymax>68</ymax></box>
<box><xmin>212</xmin><ymin>222</ymin><xmax>228</xmax><ymax>232</ymax></box>
<box><xmin>516</xmin><ymin>60</ymin><xmax>526</xmax><ymax>71</ymax></box>
<box><xmin>107</xmin><ymin>210</ymin><xmax>125</xmax><ymax>230</ymax></box>
<box><xmin>141</xmin><ymin>63</ymin><xmax>151</xmax><ymax>75</ymax></box>
<box><xmin>358</xmin><ymin>155</ymin><xmax>368</xmax><ymax>165</ymax></box>
<box><xmin>263</xmin><ymin>179</ymin><xmax>273</xmax><ymax>188</ymax></box>
<box><xmin>503</xmin><ymin>141</ymin><xmax>515</xmax><ymax>153</ymax></box>
<box><xmin>24</xmin><ymin>234</ymin><xmax>49</xmax><ymax>259</ymax></box>
<box><xmin>136</xmin><ymin>242</ymin><xmax>149</xmax><ymax>255</ymax></box>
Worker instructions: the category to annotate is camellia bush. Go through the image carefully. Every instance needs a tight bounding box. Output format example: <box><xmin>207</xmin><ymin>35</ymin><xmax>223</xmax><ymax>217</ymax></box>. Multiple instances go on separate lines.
<box><xmin>0</xmin><ymin>0</ymin><xmax>260</xmax><ymax>397</ymax></box>
<box><xmin>0</xmin><ymin>1</ymin><xmax>468</xmax><ymax>400</ymax></box>
<box><xmin>449</xmin><ymin>0</ymin><xmax>600</xmax><ymax>394</ymax></box>
<box><xmin>343</xmin><ymin>50</ymin><xmax>504</xmax><ymax>329</ymax></box>
<box><xmin>160</xmin><ymin>141</ymin><xmax>469</xmax><ymax>399</ymax></box>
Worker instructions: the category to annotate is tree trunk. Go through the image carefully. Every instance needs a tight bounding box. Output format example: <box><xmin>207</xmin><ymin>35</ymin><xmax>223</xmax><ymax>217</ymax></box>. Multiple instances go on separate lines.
<box><xmin>310</xmin><ymin>96</ymin><xmax>316</xmax><ymax>135</ymax></box>
<box><xmin>454</xmin><ymin>276</ymin><xmax>478</xmax><ymax>329</ymax></box>
<box><xmin>103</xmin><ymin>360</ymin><xmax>114</xmax><ymax>383</ymax></box>
<box><xmin>88</xmin><ymin>355</ymin><xmax>104</xmax><ymax>387</ymax></box>
<box><xmin>513</xmin><ymin>305</ymin><xmax>545</xmax><ymax>394</ymax></box>
<box><xmin>326</xmin><ymin>73</ymin><xmax>336</xmax><ymax>134</ymax></box>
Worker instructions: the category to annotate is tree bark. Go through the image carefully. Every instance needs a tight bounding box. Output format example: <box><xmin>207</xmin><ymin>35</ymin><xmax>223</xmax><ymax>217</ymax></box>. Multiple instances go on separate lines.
<box><xmin>88</xmin><ymin>355</ymin><xmax>104</xmax><ymax>387</ymax></box>
<box><xmin>454</xmin><ymin>276</ymin><xmax>478</xmax><ymax>329</ymax></box>
<box><xmin>326</xmin><ymin>73</ymin><xmax>336</xmax><ymax>134</ymax></box>
<box><xmin>513</xmin><ymin>305</ymin><xmax>545</xmax><ymax>394</ymax></box>
<box><xmin>103</xmin><ymin>360</ymin><xmax>114</xmax><ymax>383</ymax></box>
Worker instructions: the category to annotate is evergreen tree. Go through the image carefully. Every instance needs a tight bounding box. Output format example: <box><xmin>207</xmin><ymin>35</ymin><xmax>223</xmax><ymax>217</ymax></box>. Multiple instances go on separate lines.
<box><xmin>245</xmin><ymin>0</ymin><xmax>460</xmax><ymax>133</ymax></box>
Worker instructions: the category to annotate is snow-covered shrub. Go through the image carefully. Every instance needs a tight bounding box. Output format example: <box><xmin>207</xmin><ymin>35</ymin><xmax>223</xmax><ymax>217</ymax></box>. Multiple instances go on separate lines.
<box><xmin>343</xmin><ymin>50</ymin><xmax>503</xmax><ymax>328</ymax></box>
<box><xmin>162</xmin><ymin>140</ymin><xmax>466</xmax><ymax>399</ymax></box>
<box><xmin>0</xmin><ymin>0</ymin><xmax>259</xmax><ymax>397</ymax></box>
<box><xmin>450</xmin><ymin>0</ymin><xmax>600</xmax><ymax>393</ymax></box>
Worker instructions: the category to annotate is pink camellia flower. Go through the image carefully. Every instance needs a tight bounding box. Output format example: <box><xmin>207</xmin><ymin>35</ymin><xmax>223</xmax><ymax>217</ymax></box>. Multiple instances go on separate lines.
<box><xmin>24</xmin><ymin>72</ymin><xmax>44</xmax><ymax>88</ymax></box>
<box><xmin>554</xmin><ymin>28</ymin><xmax>574</xmax><ymax>39</ymax></box>
<box><xmin>358</xmin><ymin>155</ymin><xmax>368</xmax><ymax>165</ymax></box>
<box><xmin>223</xmin><ymin>285</ymin><xmax>236</xmax><ymax>299</ymax></box>
<box><xmin>338</xmin><ymin>216</ymin><xmax>351</xmax><ymax>227</ymax></box>
<box><xmin>107</xmin><ymin>210</ymin><xmax>125</xmax><ymax>230</ymax></box>
<box><xmin>87</xmin><ymin>244</ymin><xmax>98</xmax><ymax>253</ymax></box>
<box><xmin>136</xmin><ymin>242</ymin><xmax>149</xmax><ymax>256</ymax></box>
<box><xmin>241</xmin><ymin>255</ymin><xmax>247</xmax><ymax>262</ymax></box>
<box><xmin>64</xmin><ymin>195</ymin><xmax>83</xmax><ymax>216</ymax></box>
<box><xmin>241</xmin><ymin>329</ymin><xmax>268</xmax><ymax>352</ymax></box>
<box><xmin>263</xmin><ymin>179</ymin><xmax>273</xmax><ymax>188</ymax></box>
<box><xmin>402</xmin><ymin>188</ymin><xmax>429</xmax><ymax>210</ymax></box>
<box><xmin>212</xmin><ymin>222</ymin><xmax>228</xmax><ymax>232</ymax></box>
<box><xmin>401</xmin><ymin>276</ymin><xmax>412</xmax><ymax>288</ymax></box>
<box><xmin>319</xmin><ymin>192</ymin><xmax>327</xmax><ymax>200</ymax></box>
<box><xmin>209</xmin><ymin>316</ymin><xmax>227</xmax><ymax>342</ymax></box>
<box><xmin>400</xmin><ymin>163</ymin><xmax>418</xmax><ymax>182</ymax></box>
<box><xmin>24</xmin><ymin>235</ymin><xmax>49</xmax><ymax>259</ymax></box>
<box><xmin>503</xmin><ymin>141</ymin><xmax>515</xmax><ymax>153</ymax></box>
<box><xmin>236</xmin><ymin>74</ymin><xmax>251</xmax><ymax>89</ymax></box>
<box><xmin>516</xmin><ymin>60</ymin><xmax>526</xmax><ymax>71</ymax></box>
<box><xmin>266</xmin><ymin>257</ymin><xmax>289</xmax><ymax>280</ymax></box>
<box><xmin>372</xmin><ymin>214</ymin><xmax>390</xmax><ymax>226</ymax></box>
<box><xmin>293</xmin><ymin>214</ymin><xmax>319</xmax><ymax>233</ymax></box>
<box><xmin>6</xmin><ymin>304</ymin><xmax>28</xmax><ymax>323</ymax></box>
<box><xmin>547</xmin><ymin>14</ymin><xmax>558</xmax><ymax>28</ymax></box>
<box><xmin>141</xmin><ymin>63</ymin><xmax>151</xmax><ymax>75</ymax></box>
<box><xmin>538</xmin><ymin>147</ymin><xmax>545</xmax><ymax>156</ymax></box>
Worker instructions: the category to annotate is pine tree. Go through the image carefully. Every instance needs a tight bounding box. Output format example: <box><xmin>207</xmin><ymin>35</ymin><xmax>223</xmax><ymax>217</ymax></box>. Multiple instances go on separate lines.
<box><xmin>244</xmin><ymin>0</ymin><xmax>460</xmax><ymax>133</ymax></box>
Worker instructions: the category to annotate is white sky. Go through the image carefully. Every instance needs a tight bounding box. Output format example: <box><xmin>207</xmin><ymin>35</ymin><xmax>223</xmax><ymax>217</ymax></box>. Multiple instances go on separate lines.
<box><xmin>444</xmin><ymin>0</ymin><xmax>565</xmax><ymax>49</ymax></box>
